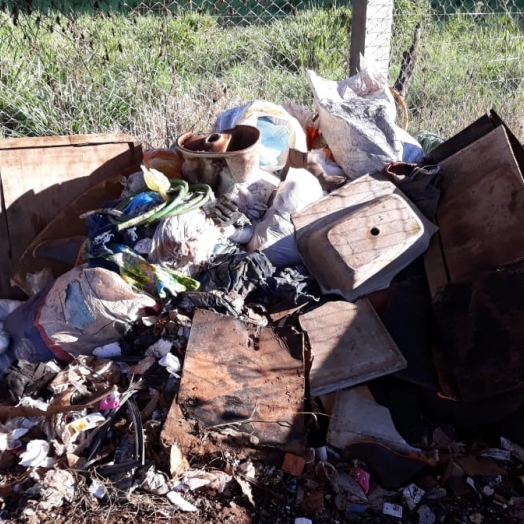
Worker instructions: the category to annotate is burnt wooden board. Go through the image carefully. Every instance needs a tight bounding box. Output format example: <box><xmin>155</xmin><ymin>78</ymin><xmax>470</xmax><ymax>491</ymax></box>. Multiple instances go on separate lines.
<box><xmin>426</xmin><ymin>124</ymin><xmax>524</xmax><ymax>401</ymax></box>
<box><xmin>178</xmin><ymin>309</ymin><xmax>305</xmax><ymax>447</ymax></box>
<box><xmin>433</xmin><ymin>262</ymin><xmax>524</xmax><ymax>401</ymax></box>
<box><xmin>298</xmin><ymin>300</ymin><xmax>407</xmax><ymax>397</ymax></box>
<box><xmin>433</xmin><ymin>125</ymin><xmax>524</xmax><ymax>286</ymax></box>
<box><xmin>0</xmin><ymin>134</ymin><xmax>142</xmax><ymax>298</ymax></box>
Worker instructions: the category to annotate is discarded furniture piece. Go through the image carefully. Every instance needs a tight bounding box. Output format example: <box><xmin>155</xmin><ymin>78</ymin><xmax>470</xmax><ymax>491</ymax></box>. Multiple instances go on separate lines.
<box><xmin>426</xmin><ymin>122</ymin><xmax>524</xmax><ymax>401</ymax></box>
<box><xmin>0</xmin><ymin>134</ymin><xmax>142</xmax><ymax>298</ymax></box>
<box><xmin>292</xmin><ymin>173</ymin><xmax>437</xmax><ymax>302</ymax></box>
<box><xmin>298</xmin><ymin>300</ymin><xmax>406</xmax><ymax>396</ymax></box>
<box><xmin>177</xmin><ymin>308</ymin><xmax>305</xmax><ymax>447</ymax></box>
<box><xmin>380</xmin><ymin>258</ymin><xmax>440</xmax><ymax>390</ymax></box>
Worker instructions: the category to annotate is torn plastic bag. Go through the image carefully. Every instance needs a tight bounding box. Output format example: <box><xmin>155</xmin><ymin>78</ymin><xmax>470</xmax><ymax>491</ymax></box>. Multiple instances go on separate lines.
<box><xmin>246</xmin><ymin>209</ymin><xmax>300</xmax><ymax>266</ymax></box>
<box><xmin>247</xmin><ymin>168</ymin><xmax>323</xmax><ymax>266</ymax></box>
<box><xmin>272</xmin><ymin>167</ymin><xmax>324</xmax><ymax>215</ymax></box>
<box><xmin>4</xmin><ymin>265</ymin><xmax>158</xmax><ymax>363</ymax></box>
<box><xmin>95</xmin><ymin>244</ymin><xmax>200</xmax><ymax>299</ymax></box>
<box><xmin>213</xmin><ymin>100</ymin><xmax>308</xmax><ymax>172</ymax></box>
<box><xmin>148</xmin><ymin>209</ymin><xmax>237</xmax><ymax>276</ymax></box>
<box><xmin>0</xmin><ymin>300</ymin><xmax>24</xmax><ymax>356</ymax></box>
<box><xmin>307</xmin><ymin>59</ymin><xmax>424</xmax><ymax>179</ymax></box>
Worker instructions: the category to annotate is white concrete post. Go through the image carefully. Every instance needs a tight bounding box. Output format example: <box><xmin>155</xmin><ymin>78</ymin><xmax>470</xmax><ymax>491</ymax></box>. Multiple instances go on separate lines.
<box><xmin>350</xmin><ymin>0</ymin><xmax>394</xmax><ymax>79</ymax></box>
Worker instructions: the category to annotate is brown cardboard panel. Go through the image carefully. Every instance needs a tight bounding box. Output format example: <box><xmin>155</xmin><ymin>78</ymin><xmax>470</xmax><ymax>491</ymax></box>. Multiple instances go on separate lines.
<box><xmin>298</xmin><ymin>300</ymin><xmax>407</xmax><ymax>397</ymax></box>
<box><xmin>0</xmin><ymin>134</ymin><xmax>141</xmax><ymax>298</ymax></box>
<box><xmin>178</xmin><ymin>309</ymin><xmax>305</xmax><ymax>447</ymax></box>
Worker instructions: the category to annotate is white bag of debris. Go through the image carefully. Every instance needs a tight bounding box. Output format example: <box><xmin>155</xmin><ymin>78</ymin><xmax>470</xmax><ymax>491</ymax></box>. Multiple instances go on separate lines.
<box><xmin>307</xmin><ymin>59</ymin><xmax>424</xmax><ymax>179</ymax></box>
<box><xmin>4</xmin><ymin>265</ymin><xmax>158</xmax><ymax>363</ymax></box>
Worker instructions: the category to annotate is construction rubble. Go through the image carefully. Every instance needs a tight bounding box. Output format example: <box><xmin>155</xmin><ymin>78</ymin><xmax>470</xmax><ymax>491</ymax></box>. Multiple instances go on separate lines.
<box><xmin>2</xmin><ymin>64</ymin><xmax>524</xmax><ymax>523</ymax></box>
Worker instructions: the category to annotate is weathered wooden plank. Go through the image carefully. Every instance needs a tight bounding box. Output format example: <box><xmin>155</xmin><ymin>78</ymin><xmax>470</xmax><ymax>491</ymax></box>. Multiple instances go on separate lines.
<box><xmin>11</xmin><ymin>165</ymin><xmax>140</xmax><ymax>296</ymax></box>
<box><xmin>298</xmin><ymin>300</ymin><xmax>406</xmax><ymax>397</ymax></box>
<box><xmin>0</xmin><ymin>135</ymin><xmax>142</xmax><ymax>298</ymax></box>
<box><xmin>0</xmin><ymin>133</ymin><xmax>138</xmax><ymax>150</ymax></box>
<box><xmin>427</xmin><ymin>124</ymin><xmax>524</xmax><ymax>401</ymax></box>
<box><xmin>178</xmin><ymin>309</ymin><xmax>305</xmax><ymax>447</ymax></box>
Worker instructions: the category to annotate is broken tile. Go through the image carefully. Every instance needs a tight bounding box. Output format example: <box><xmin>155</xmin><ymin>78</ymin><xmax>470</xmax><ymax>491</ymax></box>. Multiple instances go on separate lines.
<box><xmin>282</xmin><ymin>453</ymin><xmax>306</xmax><ymax>477</ymax></box>
<box><xmin>299</xmin><ymin>300</ymin><xmax>406</xmax><ymax>397</ymax></box>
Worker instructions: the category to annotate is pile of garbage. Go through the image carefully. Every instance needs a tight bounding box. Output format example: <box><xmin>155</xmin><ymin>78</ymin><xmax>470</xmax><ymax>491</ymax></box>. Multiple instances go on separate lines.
<box><xmin>3</xmin><ymin>60</ymin><xmax>524</xmax><ymax>523</ymax></box>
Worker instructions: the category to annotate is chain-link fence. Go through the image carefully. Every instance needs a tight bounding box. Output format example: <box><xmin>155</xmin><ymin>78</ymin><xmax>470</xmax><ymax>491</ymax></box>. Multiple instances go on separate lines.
<box><xmin>390</xmin><ymin>0</ymin><xmax>524</xmax><ymax>140</ymax></box>
<box><xmin>1</xmin><ymin>0</ymin><xmax>524</xmax><ymax>147</ymax></box>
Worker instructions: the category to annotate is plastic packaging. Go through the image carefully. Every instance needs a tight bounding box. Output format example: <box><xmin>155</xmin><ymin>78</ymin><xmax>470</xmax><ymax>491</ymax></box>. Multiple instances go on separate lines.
<box><xmin>19</xmin><ymin>439</ymin><xmax>51</xmax><ymax>468</ymax></box>
<box><xmin>247</xmin><ymin>168</ymin><xmax>323</xmax><ymax>266</ymax></box>
<box><xmin>66</xmin><ymin>412</ymin><xmax>106</xmax><ymax>440</ymax></box>
<box><xmin>272</xmin><ymin>168</ymin><xmax>323</xmax><ymax>215</ymax></box>
<box><xmin>148</xmin><ymin>209</ymin><xmax>227</xmax><ymax>276</ymax></box>
<box><xmin>308</xmin><ymin>59</ymin><xmax>424</xmax><ymax>179</ymax></box>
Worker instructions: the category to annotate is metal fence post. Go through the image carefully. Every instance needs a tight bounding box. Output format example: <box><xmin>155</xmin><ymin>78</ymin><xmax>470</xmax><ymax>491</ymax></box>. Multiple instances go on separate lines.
<box><xmin>350</xmin><ymin>0</ymin><xmax>394</xmax><ymax>79</ymax></box>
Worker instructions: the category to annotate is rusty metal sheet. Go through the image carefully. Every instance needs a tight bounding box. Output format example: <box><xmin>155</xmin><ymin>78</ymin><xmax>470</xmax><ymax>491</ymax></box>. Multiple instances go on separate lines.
<box><xmin>178</xmin><ymin>309</ymin><xmax>305</xmax><ymax>447</ymax></box>
<box><xmin>298</xmin><ymin>300</ymin><xmax>407</xmax><ymax>397</ymax></box>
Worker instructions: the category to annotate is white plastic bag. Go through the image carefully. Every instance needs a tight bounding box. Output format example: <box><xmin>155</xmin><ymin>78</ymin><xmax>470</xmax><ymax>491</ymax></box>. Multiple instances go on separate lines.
<box><xmin>247</xmin><ymin>168</ymin><xmax>323</xmax><ymax>266</ymax></box>
<box><xmin>148</xmin><ymin>209</ymin><xmax>226</xmax><ymax>276</ymax></box>
<box><xmin>307</xmin><ymin>60</ymin><xmax>424</xmax><ymax>179</ymax></box>
<box><xmin>247</xmin><ymin>209</ymin><xmax>300</xmax><ymax>266</ymax></box>
<box><xmin>272</xmin><ymin>168</ymin><xmax>324</xmax><ymax>215</ymax></box>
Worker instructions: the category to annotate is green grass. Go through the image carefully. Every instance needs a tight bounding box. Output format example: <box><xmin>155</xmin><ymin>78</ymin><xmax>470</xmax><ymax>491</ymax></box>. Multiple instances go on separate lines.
<box><xmin>0</xmin><ymin>2</ymin><xmax>351</xmax><ymax>145</ymax></box>
<box><xmin>1</xmin><ymin>0</ymin><xmax>524</xmax><ymax>146</ymax></box>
